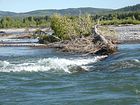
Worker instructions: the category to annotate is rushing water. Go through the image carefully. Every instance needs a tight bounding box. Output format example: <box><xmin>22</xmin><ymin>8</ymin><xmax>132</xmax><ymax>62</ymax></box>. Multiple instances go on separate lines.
<box><xmin>0</xmin><ymin>44</ymin><xmax>140</xmax><ymax>105</ymax></box>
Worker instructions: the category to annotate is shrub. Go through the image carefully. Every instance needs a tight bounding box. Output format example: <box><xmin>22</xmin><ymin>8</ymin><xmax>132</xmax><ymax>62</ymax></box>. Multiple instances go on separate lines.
<box><xmin>51</xmin><ymin>14</ymin><xmax>93</xmax><ymax>40</ymax></box>
<box><xmin>73</xmin><ymin>14</ymin><xmax>93</xmax><ymax>37</ymax></box>
<box><xmin>51</xmin><ymin>14</ymin><xmax>77</xmax><ymax>40</ymax></box>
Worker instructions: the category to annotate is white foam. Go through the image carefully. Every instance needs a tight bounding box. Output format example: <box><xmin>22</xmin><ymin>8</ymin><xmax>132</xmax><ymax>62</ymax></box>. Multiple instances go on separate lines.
<box><xmin>134</xmin><ymin>59</ymin><xmax>140</xmax><ymax>63</ymax></box>
<box><xmin>0</xmin><ymin>60</ymin><xmax>10</xmax><ymax>68</ymax></box>
<box><xmin>0</xmin><ymin>55</ymin><xmax>107</xmax><ymax>73</ymax></box>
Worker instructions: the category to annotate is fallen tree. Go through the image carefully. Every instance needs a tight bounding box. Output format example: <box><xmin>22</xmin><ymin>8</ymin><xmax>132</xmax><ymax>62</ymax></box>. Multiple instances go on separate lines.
<box><xmin>93</xmin><ymin>25</ymin><xmax>117</xmax><ymax>55</ymax></box>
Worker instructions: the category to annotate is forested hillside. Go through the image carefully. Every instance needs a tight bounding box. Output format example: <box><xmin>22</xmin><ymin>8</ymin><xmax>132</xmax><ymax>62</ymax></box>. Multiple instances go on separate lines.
<box><xmin>116</xmin><ymin>4</ymin><xmax>140</xmax><ymax>12</ymax></box>
<box><xmin>0</xmin><ymin>7</ymin><xmax>112</xmax><ymax>17</ymax></box>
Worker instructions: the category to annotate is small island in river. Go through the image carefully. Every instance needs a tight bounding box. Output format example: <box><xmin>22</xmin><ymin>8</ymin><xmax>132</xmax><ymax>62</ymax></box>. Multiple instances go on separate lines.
<box><xmin>0</xmin><ymin>24</ymin><xmax>140</xmax><ymax>56</ymax></box>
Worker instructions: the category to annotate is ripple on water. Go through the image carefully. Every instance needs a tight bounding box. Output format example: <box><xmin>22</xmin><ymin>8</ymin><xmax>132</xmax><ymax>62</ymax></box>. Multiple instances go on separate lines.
<box><xmin>0</xmin><ymin>44</ymin><xmax>140</xmax><ymax>105</ymax></box>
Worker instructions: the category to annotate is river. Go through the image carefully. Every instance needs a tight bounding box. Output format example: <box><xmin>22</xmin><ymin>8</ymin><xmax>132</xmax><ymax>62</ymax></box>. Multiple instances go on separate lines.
<box><xmin>0</xmin><ymin>44</ymin><xmax>140</xmax><ymax>105</ymax></box>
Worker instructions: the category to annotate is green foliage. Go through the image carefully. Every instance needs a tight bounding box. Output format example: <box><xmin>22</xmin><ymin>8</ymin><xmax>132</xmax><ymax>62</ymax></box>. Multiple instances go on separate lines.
<box><xmin>93</xmin><ymin>12</ymin><xmax>140</xmax><ymax>25</ymax></box>
<box><xmin>0</xmin><ymin>16</ymin><xmax>50</xmax><ymax>28</ymax></box>
<box><xmin>51</xmin><ymin>14</ymin><xmax>76</xmax><ymax>40</ymax></box>
<box><xmin>73</xmin><ymin>14</ymin><xmax>93</xmax><ymax>36</ymax></box>
<box><xmin>0</xmin><ymin>17</ymin><xmax>14</xmax><ymax>28</ymax></box>
<box><xmin>51</xmin><ymin>14</ymin><xmax>93</xmax><ymax>40</ymax></box>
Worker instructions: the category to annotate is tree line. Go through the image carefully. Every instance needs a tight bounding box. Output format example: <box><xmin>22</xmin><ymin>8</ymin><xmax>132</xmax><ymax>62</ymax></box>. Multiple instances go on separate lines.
<box><xmin>0</xmin><ymin>11</ymin><xmax>140</xmax><ymax>28</ymax></box>
<box><xmin>0</xmin><ymin>16</ymin><xmax>50</xmax><ymax>28</ymax></box>
<box><xmin>93</xmin><ymin>12</ymin><xmax>140</xmax><ymax>25</ymax></box>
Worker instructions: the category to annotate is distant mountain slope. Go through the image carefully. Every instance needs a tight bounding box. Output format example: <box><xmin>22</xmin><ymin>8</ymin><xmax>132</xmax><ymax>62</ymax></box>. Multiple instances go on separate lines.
<box><xmin>0</xmin><ymin>11</ymin><xmax>18</xmax><ymax>17</ymax></box>
<box><xmin>23</xmin><ymin>8</ymin><xmax>112</xmax><ymax>16</ymax></box>
<box><xmin>116</xmin><ymin>4</ymin><xmax>140</xmax><ymax>12</ymax></box>
<box><xmin>0</xmin><ymin>7</ymin><xmax>112</xmax><ymax>17</ymax></box>
<box><xmin>0</xmin><ymin>4</ymin><xmax>139</xmax><ymax>17</ymax></box>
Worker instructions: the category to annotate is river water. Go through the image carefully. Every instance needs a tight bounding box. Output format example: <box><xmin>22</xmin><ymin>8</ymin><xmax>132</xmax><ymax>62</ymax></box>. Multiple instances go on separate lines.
<box><xmin>0</xmin><ymin>44</ymin><xmax>140</xmax><ymax>105</ymax></box>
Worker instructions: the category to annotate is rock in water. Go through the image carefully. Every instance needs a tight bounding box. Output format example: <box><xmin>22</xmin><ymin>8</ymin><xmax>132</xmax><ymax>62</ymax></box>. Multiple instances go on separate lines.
<box><xmin>68</xmin><ymin>65</ymin><xmax>87</xmax><ymax>73</ymax></box>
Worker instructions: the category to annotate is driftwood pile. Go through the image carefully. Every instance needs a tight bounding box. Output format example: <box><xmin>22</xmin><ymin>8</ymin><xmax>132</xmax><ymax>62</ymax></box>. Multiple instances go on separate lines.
<box><xmin>48</xmin><ymin>25</ymin><xmax>117</xmax><ymax>55</ymax></box>
<box><xmin>48</xmin><ymin>36</ymin><xmax>98</xmax><ymax>54</ymax></box>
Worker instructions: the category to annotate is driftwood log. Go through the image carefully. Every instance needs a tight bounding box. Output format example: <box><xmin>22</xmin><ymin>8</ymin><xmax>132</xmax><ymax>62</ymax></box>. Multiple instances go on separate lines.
<box><xmin>93</xmin><ymin>25</ymin><xmax>117</xmax><ymax>55</ymax></box>
<box><xmin>93</xmin><ymin>25</ymin><xmax>108</xmax><ymax>44</ymax></box>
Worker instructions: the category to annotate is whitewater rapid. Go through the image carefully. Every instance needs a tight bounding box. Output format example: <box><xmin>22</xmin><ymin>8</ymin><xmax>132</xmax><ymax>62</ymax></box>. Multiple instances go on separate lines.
<box><xmin>0</xmin><ymin>55</ymin><xmax>107</xmax><ymax>73</ymax></box>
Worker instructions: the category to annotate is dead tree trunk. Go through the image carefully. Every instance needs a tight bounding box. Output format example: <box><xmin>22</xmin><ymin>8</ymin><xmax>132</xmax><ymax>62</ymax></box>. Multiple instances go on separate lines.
<box><xmin>93</xmin><ymin>25</ymin><xmax>108</xmax><ymax>44</ymax></box>
<box><xmin>93</xmin><ymin>25</ymin><xmax>117</xmax><ymax>55</ymax></box>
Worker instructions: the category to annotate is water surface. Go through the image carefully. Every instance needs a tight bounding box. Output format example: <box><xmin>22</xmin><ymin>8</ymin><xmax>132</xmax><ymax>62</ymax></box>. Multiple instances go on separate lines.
<box><xmin>0</xmin><ymin>44</ymin><xmax>140</xmax><ymax>105</ymax></box>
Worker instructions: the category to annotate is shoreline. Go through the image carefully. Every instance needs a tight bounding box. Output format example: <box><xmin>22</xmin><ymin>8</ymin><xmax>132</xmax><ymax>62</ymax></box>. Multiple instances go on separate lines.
<box><xmin>0</xmin><ymin>24</ymin><xmax>140</xmax><ymax>43</ymax></box>
<box><xmin>0</xmin><ymin>25</ymin><xmax>117</xmax><ymax>56</ymax></box>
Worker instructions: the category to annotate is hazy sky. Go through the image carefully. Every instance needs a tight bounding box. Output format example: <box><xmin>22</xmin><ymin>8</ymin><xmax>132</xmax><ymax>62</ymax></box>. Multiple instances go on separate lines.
<box><xmin>0</xmin><ymin>0</ymin><xmax>139</xmax><ymax>12</ymax></box>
